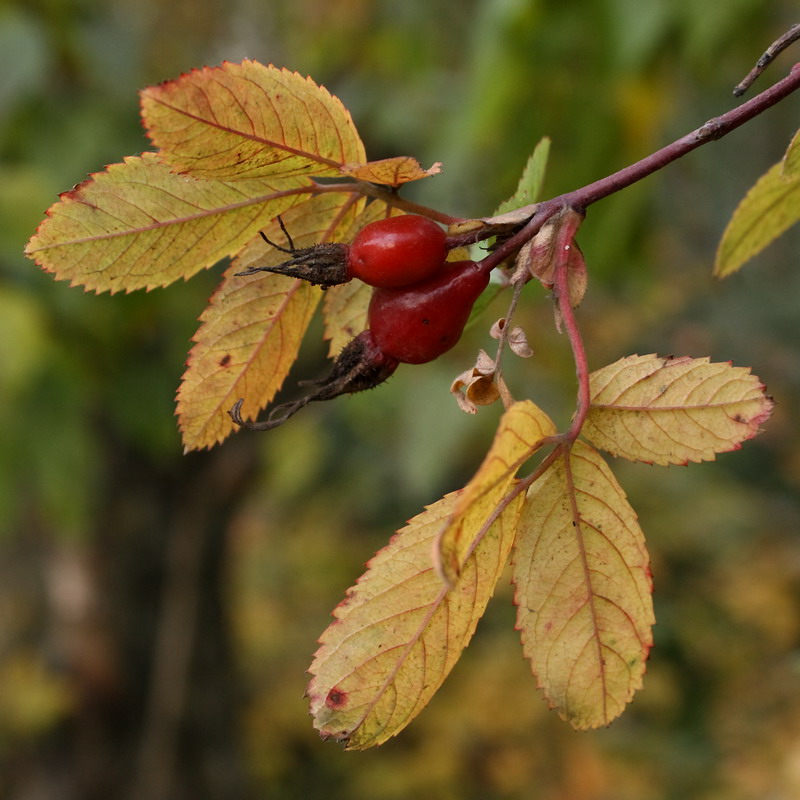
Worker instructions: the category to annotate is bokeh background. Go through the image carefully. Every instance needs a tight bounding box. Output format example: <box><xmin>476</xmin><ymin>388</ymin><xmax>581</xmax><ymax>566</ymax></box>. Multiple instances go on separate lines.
<box><xmin>2</xmin><ymin>1</ymin><xmax>800</xmax><ymax>798</ymax></box>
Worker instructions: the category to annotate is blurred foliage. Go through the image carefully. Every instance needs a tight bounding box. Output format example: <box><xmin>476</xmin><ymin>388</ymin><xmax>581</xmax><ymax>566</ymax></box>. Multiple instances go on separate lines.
<box><xmin>3</xmin><ymin>0</ymin><xmax>800</xmax><ymax>798</ymax></box>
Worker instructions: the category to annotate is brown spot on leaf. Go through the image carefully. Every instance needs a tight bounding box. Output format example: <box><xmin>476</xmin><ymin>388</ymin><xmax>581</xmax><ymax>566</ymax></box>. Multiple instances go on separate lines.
<box><xmin>326</xmin><ymin>687</ymin><xmax>348</xmax><ymax>709</ymax></box>
<box><xmin>219</xmin><ymin>354</ymin><xmax>232</xmax><ymax>368</ymax></box>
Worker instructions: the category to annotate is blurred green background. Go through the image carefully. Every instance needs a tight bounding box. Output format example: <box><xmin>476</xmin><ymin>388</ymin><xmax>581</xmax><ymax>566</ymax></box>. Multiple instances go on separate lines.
<box><xmin>3</xmin><ymin>1</ymin><xmax>800</xmax><ymax>798</ymax></box>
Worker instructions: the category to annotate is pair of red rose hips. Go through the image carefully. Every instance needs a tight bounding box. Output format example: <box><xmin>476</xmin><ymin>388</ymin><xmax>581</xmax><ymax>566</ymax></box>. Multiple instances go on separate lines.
<box><xmin>230</xmin><ymin>215</ymin><xmax>490</xmax><ymax>430</ymax></box>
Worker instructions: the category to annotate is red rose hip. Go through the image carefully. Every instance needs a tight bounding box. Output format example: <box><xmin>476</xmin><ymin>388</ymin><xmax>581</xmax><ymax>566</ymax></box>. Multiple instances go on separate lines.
<box><xmin>347</xmin><ymin>215</ymin><xmax>447</xmax><ymax>288</ymax></box>
<box><xmin>368</xmin><ymin>260</ymin><xmax>490</xmax><ymax>364</ymax></box>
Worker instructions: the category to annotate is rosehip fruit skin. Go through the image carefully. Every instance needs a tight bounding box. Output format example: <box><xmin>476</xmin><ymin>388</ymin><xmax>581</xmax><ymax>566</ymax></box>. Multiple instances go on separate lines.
<box><xmin>348</xmin><ymin>215</ymin><xmax>448</xmax><ymax>289</ymax></box>
<box><xmin>368</xmin><ymin>260</ymin><xmax>489</xmax><ymax>364</ymax></box>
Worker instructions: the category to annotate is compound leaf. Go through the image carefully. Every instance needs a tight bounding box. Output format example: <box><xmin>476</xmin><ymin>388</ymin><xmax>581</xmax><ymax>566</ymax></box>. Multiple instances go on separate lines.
<box><xmin>177</xmin><ymin>193</ymin><xmax>360</xmax><ymax>451</ymax></box>
<box><xmin>513</xmin><ymin>440</ymin><xmax>654</xmax><ymax>730</ymax></box>
<box><xmin>141</xmin><ymin>61</ymin><xmax>366</xmax><ymax>181</ymax></box>
<box><xmin>435</xmin><ymin>400</ymin><xmax>557</xmax><ymax>586</ymax></box>
<box><xmin>308</xmin><ymin>489</ymin><xmax>523</xmax><ymax>749</ymax></box>
<box><xmin>715</xmin><ymin>159</ymin><xmax>800</xmax><ymax>277</ymax></box>
<box><xmin>583</xmin><ymin>354</ymin><xmax>773</xmax><ymax>465</ymax></box>
<box><xmin>24</xmin><ymin>153</ymin><xmax>308</xmax><ymax>293</ymax></box>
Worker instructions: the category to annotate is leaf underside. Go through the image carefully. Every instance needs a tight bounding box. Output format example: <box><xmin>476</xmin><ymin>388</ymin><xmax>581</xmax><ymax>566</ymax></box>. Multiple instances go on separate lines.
<box><xmin>340</xmin><ymin>157</ymin><xmax>441</xmax><ymax>187</ymax></box>
<box><xmin>780</xmin><ymin>127</ymin><xmax>800</xmax><ymax>179</ymax></box>
<box><xmin>513</xmin><ymin>440</ymin><xmax>654</xmax><ymax>730</ymax></box>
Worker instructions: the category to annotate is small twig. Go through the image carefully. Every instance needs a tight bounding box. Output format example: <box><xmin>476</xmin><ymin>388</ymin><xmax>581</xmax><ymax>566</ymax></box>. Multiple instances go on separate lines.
<box><xmin>491</xmin><ymin>275</ymin><xmax>527</xmax><ymax>399</ymax></box>
<box><xmin>734</xmin><ymin>23</ymin><xmax>800</xmax><ymax>96</ymax></box>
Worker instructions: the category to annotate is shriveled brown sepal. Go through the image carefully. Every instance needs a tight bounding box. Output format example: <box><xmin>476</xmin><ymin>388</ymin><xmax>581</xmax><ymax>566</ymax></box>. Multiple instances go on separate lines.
<box><xmin>229</xmin><ymin>330</ymin><xmax>398</xmax><ymax>431</ymax></box>
<box><xmin>236</xmin><ymin>237</ymin><xmax>350</xmax><ymax>287</ymax></box>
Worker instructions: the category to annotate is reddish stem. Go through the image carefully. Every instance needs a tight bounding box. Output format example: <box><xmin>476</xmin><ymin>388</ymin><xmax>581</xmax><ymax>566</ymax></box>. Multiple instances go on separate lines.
<box><xmin>551</xmin><ymin>210</ymin><xmax>591</xmax><ymax>442</ymax></box>
<box><xmin>471</xmin><ymin>56</ymin><xmax>800</xmax><ymax>461</ymax></box>
<box><xmin>309</xmin><ymin>52</ymin><xmax>800</xmax><ymax>258</ymax></box>
<box><xmin>479</xmin><ymin>61</ymin><xmax>800</xmax><ymax>272</ymax></box>
<box><xmin>569</xmin><ymin>63</ymin><xmax>800</xmax><ymax>209</ymax></box>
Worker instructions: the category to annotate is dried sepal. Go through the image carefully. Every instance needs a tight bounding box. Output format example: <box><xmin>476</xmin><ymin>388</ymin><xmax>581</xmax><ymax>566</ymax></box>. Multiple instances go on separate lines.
<box><xmin>236</xmin><ymin>232</ymin><xmax>350</xmax><ymax>287</ymax></box>
<box><xmin>340</xmin><ymin>157</ymin><xmax>442</xmax><ymax>186</ymax></box>
<box><xmin>517</xmin><ymin>209</ymin><xmax>588</xmax><ymax>320</ymax></box>
<box><xmin>490</xmin><ymin>318</ymin><xmax>533</xmax><ymax>358</ymax></box>
<box><xmin>451</xmin><ymin>350</ymin><xmax>505</xmax><ymax>414</ymax></box>
<box><xmin>230</xmin><ymin>330</ymin><xmax>398</xmax><ymax>431</ymax></box>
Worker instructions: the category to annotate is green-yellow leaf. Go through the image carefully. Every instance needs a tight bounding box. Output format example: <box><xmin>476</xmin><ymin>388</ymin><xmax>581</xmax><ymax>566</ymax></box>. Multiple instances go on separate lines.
<box><xmin>513</xmin><ymin>441</ymin><xmax>654</xmax><ymax>730</ymax></box>
<box><xmin>141</xmin><ymin>61</ymin><xmax>366</xmax><ymax>181</ymax></box>
<box><xmin>176</xmin><ymin>193</ymin><xmax>359</xmax><ymax>451</ymax></box>
<box><xmin>715</xmin><ymin>160</ymin><xmax>800</xmax><ymax>277</ymax></box>
<box><xmin>493</xmin><ymin>136</ymin><xmax>551</xmax><ymax>216</ymax></box>
<box><xmin>308</xmin><ymin>489</ymin><xmax>523</xmax><ymax>749</ymax></box>
<box><xmin>780</xmin><ymin>127</ymin><xmax>800</xmax><ymax>178</ymax></box>
<box><xmin>583</xmin><ymin>354</ymin><xmax>773</xmax><ymax>465</ymax></box>
<box><xmin>24</xmin><ymin>153</ymin><xmax>309</xmax><ymax>293</ymax></box>
<box><xmin>435</xmin><ymin>400</ymin><xmax>557</xmax><ymax>586</ymax></box>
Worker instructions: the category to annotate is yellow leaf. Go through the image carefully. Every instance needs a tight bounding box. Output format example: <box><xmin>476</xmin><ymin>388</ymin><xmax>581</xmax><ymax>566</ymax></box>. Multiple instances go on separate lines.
<box><xmin>141</xmin><ymin>61</ymin><xmax>366</xmax><ymax>181</ymax></box>
<box><xmin>340</xmin><ymin>157</ymin><xmax>441</xmax><ymax>187</ymax></box>
<box><xmin>308</xmin><ymin>490</ymin><xmax>523</xmax><ymax>749</ymax></box>
<box><xmin>178</xmin><ymin>274</ymin><xmax>317</xmax><ymax>452</ymax></box>
<box><xmin>715</xmin><ymin>160</ymin><xmax>800</xmax><ymax>277</ymax></box>
<box><xmin>583</xmin><ymin>354</ymin><xmax>774</xmax><ymax>465</ymax></box>
<box><xmin>322</xmin><ymin>279</ymin><xmax>372</xmax><ymax>358</ymax></box>
<box><xmin>435</xmin><ymin>401</ymin><xmax>557</xmax><ymax>586</ymax></box>
<box><xmin>513</xmin><ymin>441</ymin><xmax>654</xmax><ymax>730</ymax></box>
<box><xmin>24</xmin><ymin>153</ymin><xmax>309</xmax><ymax>293</ymax></box>
<box><xmin>177</xmin><ymin>193</ymin><xmax>360</xmax><ymax>451</ymax></box>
